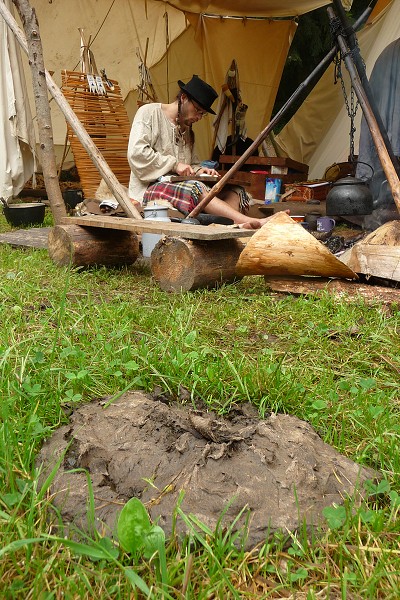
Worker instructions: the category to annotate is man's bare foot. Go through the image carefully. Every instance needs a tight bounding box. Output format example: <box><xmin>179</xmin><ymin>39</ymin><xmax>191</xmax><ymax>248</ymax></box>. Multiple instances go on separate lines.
<box><xmin>239</xmin><ymin>221</ymin><xmax>262</xmax><ymax>229</ymax></box>
<box><xmin>238</xmin><ymin>209</ymin><xmax>291</xmax><ymax>229</ymax></box>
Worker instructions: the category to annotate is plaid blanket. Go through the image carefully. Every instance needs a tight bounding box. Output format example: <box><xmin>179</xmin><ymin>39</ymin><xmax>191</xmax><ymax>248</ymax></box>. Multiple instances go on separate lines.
<box><xmin>143</xmin><ymin>180</ymin><xmax>250</xmax><ymax>215</ymax></box>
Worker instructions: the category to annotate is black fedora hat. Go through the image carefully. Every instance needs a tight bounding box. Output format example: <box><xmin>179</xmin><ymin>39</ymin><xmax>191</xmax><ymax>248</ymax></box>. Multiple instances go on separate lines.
<box><xmin>178</xmin><ymin>75</ymin><xmax>218</xmax><ymax>115</ymax></box>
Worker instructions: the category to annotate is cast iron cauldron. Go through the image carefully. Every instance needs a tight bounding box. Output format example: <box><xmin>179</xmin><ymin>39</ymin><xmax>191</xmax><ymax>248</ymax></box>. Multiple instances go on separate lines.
<box><xmin>3</xmin><ymin>202</ymin><xmax>46</xmax><ymax>227</ymax></box>
<box><xmin>326</xmin><ymin>175</ymin><xmax>373</xmax><ymax>216</ymax></box>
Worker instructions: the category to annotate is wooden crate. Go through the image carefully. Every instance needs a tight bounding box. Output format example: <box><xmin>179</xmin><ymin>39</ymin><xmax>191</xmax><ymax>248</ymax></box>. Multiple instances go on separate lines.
<box><xmin>218</xmin><ymin>156</ymin><xmax>309</xmax><ymax>199</ymax></box>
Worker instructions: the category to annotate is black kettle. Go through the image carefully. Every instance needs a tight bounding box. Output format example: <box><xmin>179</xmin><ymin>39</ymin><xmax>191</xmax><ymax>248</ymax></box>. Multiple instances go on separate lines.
<box><xmin>326</xmin><ymin>175</ymin><xmax>373</xmax><ymax>216</ymax></box>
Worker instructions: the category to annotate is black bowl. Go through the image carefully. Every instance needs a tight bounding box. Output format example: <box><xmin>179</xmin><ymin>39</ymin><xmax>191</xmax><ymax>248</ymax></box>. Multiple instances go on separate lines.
<box><xmin>3</xmin><ymin>202</ymin><xmax>46</xmax><ymax>227</ymax></box>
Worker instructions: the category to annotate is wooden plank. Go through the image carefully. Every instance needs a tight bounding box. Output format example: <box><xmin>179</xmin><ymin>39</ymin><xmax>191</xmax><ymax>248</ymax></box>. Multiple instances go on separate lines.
<box><xmin>264</xmin><ymin>276</ymin><xmax>400</xmax><ymax>305</ymax></box>
<box><xmin>0</xmin><ymin>227</ymin><xmax>50</xmax><ymax>249</ymax></box>
<box><xmin>63</xmin><ymin>215</ymin><xmax>254</xmax><ymax>240</ymax></box>
<box><xmin>218</xmin><ymin>155</ymin><xmax>309</xmax><ymax>173</ymax></box>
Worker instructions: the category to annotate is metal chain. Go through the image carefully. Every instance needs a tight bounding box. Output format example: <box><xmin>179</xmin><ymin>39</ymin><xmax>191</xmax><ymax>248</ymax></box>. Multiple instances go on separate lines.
<box><xmin>331</xmin><ymin>16</ymin><xmax>362</xmax><ymax>162</ymax></box>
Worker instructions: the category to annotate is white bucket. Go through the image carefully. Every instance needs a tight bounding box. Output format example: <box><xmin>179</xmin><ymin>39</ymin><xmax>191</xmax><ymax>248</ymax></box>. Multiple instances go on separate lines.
<box><xmin>142</xmin><ymin>204</ymin><xmax>171</xmax><ymax>257</ymax></box>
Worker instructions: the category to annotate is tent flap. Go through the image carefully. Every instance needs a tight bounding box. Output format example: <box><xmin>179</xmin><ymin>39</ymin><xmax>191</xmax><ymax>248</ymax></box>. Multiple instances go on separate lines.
<box><xmin>0</xmin><ymin>0</ymin><xmax>36</xmax><ymax>199</ymax></box>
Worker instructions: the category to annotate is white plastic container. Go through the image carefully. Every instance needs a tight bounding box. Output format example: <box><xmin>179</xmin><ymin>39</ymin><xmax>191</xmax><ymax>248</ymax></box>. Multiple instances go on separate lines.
<box><xmin>142</xmin><ymin>204</ymin><xmax>171</xmax><ymax>257</ymax></box>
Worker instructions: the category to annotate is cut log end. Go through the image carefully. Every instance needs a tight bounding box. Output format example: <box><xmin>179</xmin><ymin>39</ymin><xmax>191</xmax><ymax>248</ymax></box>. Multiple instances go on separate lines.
<box><xmin>151</xmin><ymin>236</ymin><xmax>244</xmax><ymax>292</ymax></box>
<box><xmin>48</xmin><ymin>224</ymin><xmax>139</xmax><ymax>267</ymax></box>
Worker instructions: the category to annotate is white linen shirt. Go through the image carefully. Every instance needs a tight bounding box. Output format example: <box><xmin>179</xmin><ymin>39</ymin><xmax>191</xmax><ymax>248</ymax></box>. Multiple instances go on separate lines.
<box><xmin>127</xmin><ymin>103</ymin><xmax>201</xmax><ymax>202</ymax></box>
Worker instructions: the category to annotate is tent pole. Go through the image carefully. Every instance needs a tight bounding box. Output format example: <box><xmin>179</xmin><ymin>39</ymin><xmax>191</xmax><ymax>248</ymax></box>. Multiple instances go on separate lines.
<box><xmin>327</xmin><ymin>5</ymin><xmax>400</xmax><ymax>213</ymax></box>
<box><xmin>331</xmin><ymin>0</ymin><xmax>400</xmax><ymax>178</ymax></box>
<box><xmin>187</xmin><ymin>7</ymin><xmax>373</xmax><ymax>218</ymax></box>
<box><xmin>0</xmin><ymin>1</ymin><xmax>142</xmax><ymax>220</ymax></box>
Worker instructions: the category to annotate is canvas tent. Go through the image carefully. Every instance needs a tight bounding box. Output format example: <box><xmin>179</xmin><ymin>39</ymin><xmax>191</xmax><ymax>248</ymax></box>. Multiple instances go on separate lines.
<box><xmin>9</xmin><ymin>0</ymin><xmax>345</xmax><ymax>170</ymax></box>
<box><xmin>275</xmin><ymin>0</ymin><xmax>400</xmax><ymax>179</ymax></box>
<box><xmin>3</xmin><ymin>0</ymin><xmax>392</xmax><ymax>194</ymax></box>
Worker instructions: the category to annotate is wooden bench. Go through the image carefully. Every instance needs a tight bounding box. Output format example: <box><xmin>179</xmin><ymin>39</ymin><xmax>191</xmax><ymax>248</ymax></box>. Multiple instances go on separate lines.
<box><xmin>48</xmin><ymin>215</ymin><xmax>254</xmax><ymax>292</ymax></box>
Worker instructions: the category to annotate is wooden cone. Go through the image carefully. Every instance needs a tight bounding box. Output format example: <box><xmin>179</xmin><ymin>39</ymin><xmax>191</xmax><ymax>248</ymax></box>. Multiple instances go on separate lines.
<box><xmin>236</xmin><ymin>211</ymin><xmax>357</xmax><ymax>279</ymax></box>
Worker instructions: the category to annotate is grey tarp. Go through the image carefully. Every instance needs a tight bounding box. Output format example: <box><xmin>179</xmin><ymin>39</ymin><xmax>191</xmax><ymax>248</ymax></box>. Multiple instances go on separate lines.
<box><xmin>356</xmin><ymin>36</ymin><xmax>400</xmax><ymax>228</ymax></box>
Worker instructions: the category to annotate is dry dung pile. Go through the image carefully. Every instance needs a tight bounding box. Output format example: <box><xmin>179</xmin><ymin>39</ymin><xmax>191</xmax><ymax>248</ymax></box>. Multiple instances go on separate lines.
<box><xmin>38</xmin><ymin>392</ymin><xmax>377</xmax><ymax>547</ymax></box>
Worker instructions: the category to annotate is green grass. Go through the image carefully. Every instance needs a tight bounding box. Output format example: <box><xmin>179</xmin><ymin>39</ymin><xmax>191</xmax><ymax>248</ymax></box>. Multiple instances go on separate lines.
<box><xmin>0</xmin><ymin>212</ymin><xmax>399</xmax><ymax>598</ymax></box>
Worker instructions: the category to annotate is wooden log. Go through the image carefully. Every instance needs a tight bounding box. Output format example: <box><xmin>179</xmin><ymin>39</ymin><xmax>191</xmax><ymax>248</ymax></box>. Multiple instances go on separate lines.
<box><xmin>150</xmin><ymin>237</ymin><xmax>245</xmax><ymax>292</ymax></box>
<box><xmin>48</xmin><ymin>224</ymin><xmax>139</xmax><ymax>267</ymax></box>
<box><xmin>236</xmin><ymin>211</ymin><xmax>357</xmax><ymax>279</ymax></box>
<box><xmin>340</xmin><ymin>220</ymin><xmax>400</xmax><ymax>282</ymax></box>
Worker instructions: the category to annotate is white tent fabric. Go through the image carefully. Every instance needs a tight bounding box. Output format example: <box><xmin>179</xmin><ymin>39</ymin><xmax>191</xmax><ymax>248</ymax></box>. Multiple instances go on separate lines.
<box><xmin>275</xmin><ymin>0</ymin><xmax>399</xmax><ymax>179</ymax></box>
<box><xmin>2</xmin><ymin>0</ymin><xmax>359</xmax><ymax>174</ymax></box>
<box><xmin>0</xmin><ymin>0</ymin><xmax>36</xmax><ymax>200</ymax></box>
<box><xmin>13</xmin><ymin>0</ymin><xmax>333</xmax><ymax>163</ymax></box>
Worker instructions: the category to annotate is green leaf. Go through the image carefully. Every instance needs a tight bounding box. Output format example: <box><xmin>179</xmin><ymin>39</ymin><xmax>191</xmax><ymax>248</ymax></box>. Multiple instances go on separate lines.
<box><xmin>117</xmin><ymin>498</ymin><xmax>151</xmax><ymax>554</ymax></box>
<box><xmin>97</xmin><ymin>536</ymin><xmax>119</xmax><ymax>560</ymax></box>
<box><xmin>364</xmin><ymin>478</ymin><xmax>390</xmax><ymax>497</ymax></box>
<box><xmin>142</xmin><ymin>525</ymin><xmax>165</xmax><ymax>560</ymax></box>
<box><xmin>311</xmin><ymin>399</ymin><xmax>327</xmax><ymax>410</ymax></box>
<box><xmin>124</xmin><ymin>360</ymin><xmax>140</xmax><ymax>371</ymax></box>
<box><xmin>359</xmin><ymin>377</ymin><xmax>376</xmax><ymax>390</ymax></box>
<box><xmin>123</xmin><ymin>568</ymin><xmax>151</xmax><ymax>594</ymax></box>
<box><xmin>53</xmin><ymin>538</ymin><xmax>114</xmax><ymax>561</ymax></box>
<box><xmin>390</xmin><ymin>490</ymin><xmax>400</xmax><ymax>508</ymax></box>
<box><xmin>289</xmin><ymin>567</ymin><xmax>308</xmax><ymax>582</ymax></box>
<box><xmin>1</xmin><ymin>492</ymin><xmax>21</xmax><ymax>508</ymax></box>
<box><xmin>323</xmin><ymin>504</ymin><xmax>347</xmax><ymax>529</ymax></box>
<box><xmin>184</xmin><ymin>331</ymin><xmax>197</xmax><ymax>346</ymax></box>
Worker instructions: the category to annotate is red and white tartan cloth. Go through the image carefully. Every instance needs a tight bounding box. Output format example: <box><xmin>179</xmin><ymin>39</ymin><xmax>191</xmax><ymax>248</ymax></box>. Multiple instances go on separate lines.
<box><xmin>143</xmin><ymin>180</ymin><xmax>250</xmax><ymax>215</ymax></box>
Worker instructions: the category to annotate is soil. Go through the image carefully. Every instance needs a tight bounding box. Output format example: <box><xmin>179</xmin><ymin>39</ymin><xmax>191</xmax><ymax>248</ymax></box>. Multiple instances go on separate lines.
<box><xmin>37</xmin><ymin>392</ymin><xmax>377</xmax><ymax>547</ymax></box>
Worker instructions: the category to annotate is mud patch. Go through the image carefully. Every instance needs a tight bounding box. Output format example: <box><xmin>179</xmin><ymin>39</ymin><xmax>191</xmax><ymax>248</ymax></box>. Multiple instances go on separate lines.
<box><xmin>38</xmin><ymin>392</ymin><xmax>377</xmax><ymax>547</ymax></box>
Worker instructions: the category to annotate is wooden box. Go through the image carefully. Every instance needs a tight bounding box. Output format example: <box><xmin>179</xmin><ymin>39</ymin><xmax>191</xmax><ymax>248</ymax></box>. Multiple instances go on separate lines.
<box><xmin>219</xmin><ymin>156</ymin><xmax>309</xmax><ymax>200</ymax></box>
<box><xmin>283</xmin><ymin>181</ymin><xmax>332</xmax><ymax>202</ymax></box>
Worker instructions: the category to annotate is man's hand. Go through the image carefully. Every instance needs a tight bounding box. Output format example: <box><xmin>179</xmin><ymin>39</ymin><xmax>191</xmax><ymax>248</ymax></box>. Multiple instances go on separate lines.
<box><xmin>176</xmin><ymin>162</ymin><xmax>195</xmax><ymax>176</ymax></box>
<box><xmin>197</xmin><ymin>167</ymin><xmax>220</xmax><ymax>177</ymax></box>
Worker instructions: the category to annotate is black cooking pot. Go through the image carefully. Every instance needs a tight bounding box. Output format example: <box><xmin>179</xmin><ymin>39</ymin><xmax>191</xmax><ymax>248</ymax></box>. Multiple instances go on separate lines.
<box><xmin>326</xmin><ymin>175</ymin><xmax>373</xmax><ymax>216</ymax></box>
<box><xmin>3</xmin><ymin>202</ymin><xmax>46</xmax><ymax>227</ymax></box>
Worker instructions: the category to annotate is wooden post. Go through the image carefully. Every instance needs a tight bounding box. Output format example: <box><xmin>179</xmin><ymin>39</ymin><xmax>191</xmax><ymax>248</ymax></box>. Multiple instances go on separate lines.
<box><xmin>1</xmin><ymin>1</ymin><xmax>142</xmax><ymax>220</ymax></box>
<box><xmin>12</xmin><ymin>0</ymin><xmax>66</xmax><ymax>224</ymax></box>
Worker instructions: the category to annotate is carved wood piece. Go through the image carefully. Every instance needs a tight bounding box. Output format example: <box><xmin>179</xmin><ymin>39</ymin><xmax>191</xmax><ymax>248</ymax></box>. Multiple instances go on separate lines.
<box><xmin>340</xmin><ymin>220</ymin><xmax>400</xmax><ymax>282</ymax></box>
<box><xmin>236</xmin><ymin>211</ymin><xmax>357</xmax><ymax>279</ymax></box>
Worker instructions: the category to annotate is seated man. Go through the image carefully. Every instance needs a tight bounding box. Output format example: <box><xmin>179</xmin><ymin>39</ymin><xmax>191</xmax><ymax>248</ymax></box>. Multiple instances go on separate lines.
<box><xmin>127</xmin><ymin>74</ymin><xmax>276</xmax><ymax>229</ymax></box>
